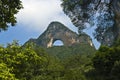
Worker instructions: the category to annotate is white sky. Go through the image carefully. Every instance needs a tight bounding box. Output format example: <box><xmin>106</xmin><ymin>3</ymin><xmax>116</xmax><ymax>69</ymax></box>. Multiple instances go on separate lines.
<box><xmin>17</xmin><ymin>0</ymin><xmax>100</xmax><ymax>49</ymax></box>
<box><xmin>17</xmin><ymin>0</ymin><xmax>78</xmax><ymax>33</ymax></box>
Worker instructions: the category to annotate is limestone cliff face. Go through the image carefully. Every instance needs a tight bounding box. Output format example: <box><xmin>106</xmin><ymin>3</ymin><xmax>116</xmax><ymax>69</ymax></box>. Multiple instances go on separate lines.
<box><xmin>25</xmin><ymin>21</ymin><xmax>94</xmax><ymax>48</ymax></box>
<box><xmin>62</xmin><ymin>0</ymin><xmax>120</xmax><ymax>46</ymax></box>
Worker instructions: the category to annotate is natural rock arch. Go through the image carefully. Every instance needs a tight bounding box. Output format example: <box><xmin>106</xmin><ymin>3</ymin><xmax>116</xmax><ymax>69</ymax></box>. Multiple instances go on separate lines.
<box><xmin>26</xmin><ymin>21</ymin><xmax>94</xmax><ymax>48</ymax></box>
<box><xmin>53</xmin><ymin>40</ymin><xmax>64</xmax><ymax>46</ymax></box>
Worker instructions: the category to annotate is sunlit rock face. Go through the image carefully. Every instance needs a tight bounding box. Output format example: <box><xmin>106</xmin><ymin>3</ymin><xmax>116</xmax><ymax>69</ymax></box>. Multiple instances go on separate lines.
<box><xmin>25</xmin><ymin>21</ymin><xmax>94</xmax><ymax>48</ymax></box>
<box><xmin>62</xmin><ymin>0</ymin><xmax>120</xmax><ymax>46</ymax></box>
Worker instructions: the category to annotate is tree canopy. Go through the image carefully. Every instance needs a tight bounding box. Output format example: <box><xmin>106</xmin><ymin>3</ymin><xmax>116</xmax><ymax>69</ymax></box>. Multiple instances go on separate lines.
<box><xmin>0</xmin><ymin>0</ymin><xmax>23</xmax><ymax>31</ymax></box>
<box><xmin>91</xmin><ymin>44</ymin><xmax>120</xmax><ymax>80</ymax></box>
<box><xmin>61</xmin><ymin>0</ymin><xmax>116</xmax><ymax>46</ymax></box>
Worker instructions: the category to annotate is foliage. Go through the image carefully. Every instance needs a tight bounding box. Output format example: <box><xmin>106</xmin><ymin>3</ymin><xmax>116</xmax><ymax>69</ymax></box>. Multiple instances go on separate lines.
<box><xmin>62</xmin><ymin>54</ymin><xmax>93</xmax><ymax>80</ymax></box>
<box><xmin>61</xmin><ymin>0</ymin><xmax>115</xmax><ymax>46</ymax></box>
<box><xmin>91</xmin><ymin>44</ymin><xmax>120</xmax><ymax>80</ymax></box>
<box><xmin>46</xmin><ymin>44</ymin><xmax>96</xmax><ymax>60</ymax></box>
<box><xmin>61</xmin><ymin>0</ymin><xmax>83</xmax><ymax>11</ymax></box>
<box><xmin>0</xmin><ymin>63</ymin><xmax>17</xmax><ymax>80</ymax></box>
<box><xmin>0</xmin><ymin>41</ymin><xmax>48</xmax><ymax>80</ymax></box>
<box><xmin>1</xmin><ymin>40</ymin><xmax>120</xmax><ymax>80</ymax></box>
<box><xmin>45</xmin><ymin>44</ymin><xmax>95</xmax><ymax>80</ymax></box>
<box><xmin>0</xmin><ymin>0</ymin><xmax>23</xmax><ymax>31</ymax></box>
<box><xmin>0</xmin><ymin>41</ymin><xmax>96</xmax><ymax>80</ymax></box>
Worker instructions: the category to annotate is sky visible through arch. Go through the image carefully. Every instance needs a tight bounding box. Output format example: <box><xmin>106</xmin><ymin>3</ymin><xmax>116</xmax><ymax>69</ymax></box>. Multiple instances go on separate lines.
<box><xmin>53</xmin><ymin>40</ymin><xmax>64</xmax><ymax>46</ymax></box>
<box><xmin>0</xmin><ymin>0</ymin><xmax>100</xmax><ymax>49</ymax></box>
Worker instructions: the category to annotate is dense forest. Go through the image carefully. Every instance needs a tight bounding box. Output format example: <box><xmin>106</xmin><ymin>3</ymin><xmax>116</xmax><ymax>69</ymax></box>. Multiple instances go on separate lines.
<box><xmin>0</xmin><ymin>40</ymin><xmax>120</xmax><ymax>80</ymax></box>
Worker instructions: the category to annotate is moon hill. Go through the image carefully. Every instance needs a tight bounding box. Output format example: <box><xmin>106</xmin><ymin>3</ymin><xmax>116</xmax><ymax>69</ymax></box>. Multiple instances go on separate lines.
<box><xmin>25</xmin><ymin>21</ymin><xmax>94</xmax><ymax>48</ymax></box>
<box><xmin>25</xmin><ymin>21</ymin><xmax>96</xmax><ymax>59</ymax></box>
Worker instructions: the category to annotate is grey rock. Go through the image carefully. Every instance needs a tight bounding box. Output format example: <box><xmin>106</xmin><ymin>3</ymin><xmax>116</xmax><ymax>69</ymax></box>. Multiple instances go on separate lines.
<box><xmin>25</xmin><ymin>21</ymin><xmax>94</xmax><ymax>48</ymax></box>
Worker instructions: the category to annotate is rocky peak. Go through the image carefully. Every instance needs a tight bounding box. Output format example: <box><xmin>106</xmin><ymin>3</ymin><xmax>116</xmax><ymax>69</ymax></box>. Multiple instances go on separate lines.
<box><xmin>47</xmin><ymin>22</ymin><xmax>68</xmax><ymax>30</ymax></box>
<box><xmin>25</xmin><ymin>21</ymin><xmax>94</xmax><ymax>48</ymax></box>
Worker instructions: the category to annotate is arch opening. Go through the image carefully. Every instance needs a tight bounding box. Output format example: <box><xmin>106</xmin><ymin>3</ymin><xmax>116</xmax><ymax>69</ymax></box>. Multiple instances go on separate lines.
<box><xmin>53</xmin><ymin>40</ymin><xmax>64</xmax><ymax>46</ymax></box>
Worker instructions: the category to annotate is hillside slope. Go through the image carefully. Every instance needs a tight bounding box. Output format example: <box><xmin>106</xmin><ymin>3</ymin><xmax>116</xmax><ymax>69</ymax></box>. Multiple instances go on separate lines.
<box><xmin>45</xmin><ymin>44</ymin><xmax>96</xmax><ymax>60</ymax></box>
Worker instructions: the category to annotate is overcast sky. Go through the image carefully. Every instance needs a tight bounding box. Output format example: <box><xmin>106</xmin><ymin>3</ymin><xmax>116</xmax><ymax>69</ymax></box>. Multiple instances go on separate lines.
<box><xmin>0</xmin><ymin>0</ymin><xmax>100</xmax><ymax>48</ymax></box>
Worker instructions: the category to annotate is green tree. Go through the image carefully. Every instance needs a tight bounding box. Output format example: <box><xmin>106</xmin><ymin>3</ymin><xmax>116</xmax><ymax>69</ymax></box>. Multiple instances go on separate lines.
<box><xmin>92</xmin><ymin>45</ymin><xmax>120</xmax><ymax>80</ymax></box>
<box><xmin>61</xmin><ymin>0</ymin><xmax>116</xmax><ymax>46</ymax></box>
<box><xmin>0</xmin><ymin>41</ymin><xmax>48</xmax><ymax>80</ymax></box>
<box><xmin>0</xmin><ymin>63</ymin><xmax>17</xmax><ymax>80</ymax></box>
<box><xmin>111</xmin><ymin>60</ymin><xmax>120</xmax><ymax>79</ymax></box>
<box><xmin>0</xmin><ymin>0</ymin><xmax>23</xmax><ymax>31</ymax></box>
<box><xmin>62</xmin><ymin>54</ymin><xmax>92</xmax><ymax>80</ymax></box>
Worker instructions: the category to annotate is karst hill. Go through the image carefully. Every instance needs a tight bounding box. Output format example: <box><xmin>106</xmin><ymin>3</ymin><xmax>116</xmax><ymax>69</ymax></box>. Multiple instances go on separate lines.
<box><xmin>25</xmin><ymin>21</ymin><xmax>94</xmax><ymax>48</ymax></box>
<box><xmin>24</xmin><ymin>21</ymin><xmax>96</xmax><ymax>59</ymax></box>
